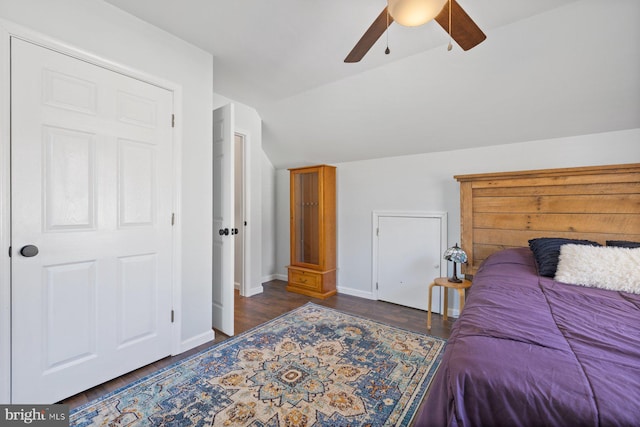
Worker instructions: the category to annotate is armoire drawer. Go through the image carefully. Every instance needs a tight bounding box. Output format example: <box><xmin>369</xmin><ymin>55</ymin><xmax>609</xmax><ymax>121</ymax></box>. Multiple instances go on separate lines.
<box><xmin>288</xmin><ymin>269</ymin><xmax>321</xmax><ymax>290</ymax></box>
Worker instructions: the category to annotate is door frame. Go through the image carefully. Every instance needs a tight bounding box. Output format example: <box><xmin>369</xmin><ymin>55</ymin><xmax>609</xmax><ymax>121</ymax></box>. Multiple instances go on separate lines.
<box><xmin>0</xmin><ymin>20</ymin><xmax>183</xmax><ymax>403</ymax></box>
<box><xmin>371</xmin><ymin>211</ymin><xmax>448</xmax><ymax>306</ymax></box>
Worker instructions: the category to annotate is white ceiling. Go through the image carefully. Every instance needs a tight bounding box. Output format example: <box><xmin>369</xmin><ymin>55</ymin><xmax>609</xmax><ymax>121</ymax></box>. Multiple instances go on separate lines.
<box><xmin>104</xmin><ymin>0</ymin><xmax>640</xmax><ymax>168</ymax></box>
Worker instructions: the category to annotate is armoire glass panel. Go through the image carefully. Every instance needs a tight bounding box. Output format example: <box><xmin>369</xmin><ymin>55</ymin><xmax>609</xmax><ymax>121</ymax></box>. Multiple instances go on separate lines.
<box><xmin>294</xmin><ymin>171</ymin><xmax>320</xmax><ymax>265</ymax></box>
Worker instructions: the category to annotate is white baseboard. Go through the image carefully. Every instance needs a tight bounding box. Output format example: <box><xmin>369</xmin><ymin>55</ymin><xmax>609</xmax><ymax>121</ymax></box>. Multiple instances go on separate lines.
<box><xmin>244</xmin><ymin>285</ymin><xmax>264</xmax><ymax>297</ymax></box>
<box><xmin>260</xmin><ymin>274</ymin><xmax>277</xmax><ymax>283</ymax></box>
<box><xmin>336</xmin><ymin>285</ymin><xmax>375</xmax><ymax>300</ymax></box>
<box><xmin>179</xmin><ymin>329</ymin><xmax>215</xmax><ymax>354</ymax></box>
<box><xmin>260</xmin><ymin>274</ymin><xmax>287</xmax><ymax>283</ymax></box>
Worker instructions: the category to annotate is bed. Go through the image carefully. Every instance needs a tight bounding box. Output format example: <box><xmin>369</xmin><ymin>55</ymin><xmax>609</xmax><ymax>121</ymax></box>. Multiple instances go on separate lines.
<box><xmin>416</xmin><ymin>163</ymin><xmax>640</xmax><ymax>427</ymax></box>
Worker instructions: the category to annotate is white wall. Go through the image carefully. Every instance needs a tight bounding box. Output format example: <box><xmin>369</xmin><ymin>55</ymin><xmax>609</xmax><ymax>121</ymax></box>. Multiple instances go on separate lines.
<box><xmin>0</xmin><ymin>0</ymin><xmax>214</xmax><ymax>402</ymax></box>
<box><xmin>275</xmin><ymin>129</ymin><xmax>640</xmax><ymax>299</ymax></box>
<box><xmin>275</xmin><ymin>169</ymin><xmax>292</xmax><ymax>281</ymax></box>
<box><xmin>261</xmin><ymin>152</ymin><xmax>277</xmax><ymax>282</ymax></box>
<box><xmin>212</xmin><ymin>94</ymin><xmax>264</xmax><ymax>296</ymax></box>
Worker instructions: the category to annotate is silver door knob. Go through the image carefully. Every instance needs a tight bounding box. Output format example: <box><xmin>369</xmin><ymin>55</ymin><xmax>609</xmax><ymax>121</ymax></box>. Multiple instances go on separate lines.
<box><xmin>20</xmin><ymin>245</ymin><xmax>39</xmax><ymax>257</ymax></box>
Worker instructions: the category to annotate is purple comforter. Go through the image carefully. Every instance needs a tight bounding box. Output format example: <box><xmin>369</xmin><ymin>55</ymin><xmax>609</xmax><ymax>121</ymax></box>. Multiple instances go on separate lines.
<box><xmin>416</xmin><ymin>248</ymin><xmax>640</xmax><ymax>427</ymax></box>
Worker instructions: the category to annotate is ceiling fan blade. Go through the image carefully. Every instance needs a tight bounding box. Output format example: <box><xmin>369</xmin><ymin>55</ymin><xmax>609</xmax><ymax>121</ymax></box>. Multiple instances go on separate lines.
<box><xmin>435</xmin><ymin>0</ymin><xmax>486</xmax><ymax>51</ymax></box>
<box><xmin>344</xmin><ymin>7</ymin><xmax>393</xmax><ymax>63</ymax></box>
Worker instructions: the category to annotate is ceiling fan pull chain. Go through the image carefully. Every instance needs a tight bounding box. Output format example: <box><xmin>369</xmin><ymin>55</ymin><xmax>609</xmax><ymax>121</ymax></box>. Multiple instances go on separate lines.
<box><xmin>385</xmin><ymin>9</ymin><xmax>391</xmax><ymax>55</ymax></box>
<box><xmin>447</xmin><ymin>0</ymin><xmax>453</xmax><ymax>51</ymax></box>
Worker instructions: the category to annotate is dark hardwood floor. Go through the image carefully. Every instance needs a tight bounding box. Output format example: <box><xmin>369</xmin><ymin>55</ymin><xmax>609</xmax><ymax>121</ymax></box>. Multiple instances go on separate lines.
<box><xmin>61</xmin><ymin>279</ymin><xmax>453</xmax><ymax>410</ymax></box>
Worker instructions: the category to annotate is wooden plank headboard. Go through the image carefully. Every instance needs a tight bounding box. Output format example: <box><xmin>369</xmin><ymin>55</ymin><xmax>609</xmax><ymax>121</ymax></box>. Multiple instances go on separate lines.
<box><xmin>455</xmin><ymin>163</ymin><xmax>640</xmax><ymax>275</ymax></box>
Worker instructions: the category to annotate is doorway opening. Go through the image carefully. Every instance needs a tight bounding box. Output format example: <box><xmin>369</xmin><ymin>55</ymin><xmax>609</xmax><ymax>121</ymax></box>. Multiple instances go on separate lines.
<box><xmin>234</xmin><ymin>132</ymin><xmax>247</xmax><ymax>296</ymax></box>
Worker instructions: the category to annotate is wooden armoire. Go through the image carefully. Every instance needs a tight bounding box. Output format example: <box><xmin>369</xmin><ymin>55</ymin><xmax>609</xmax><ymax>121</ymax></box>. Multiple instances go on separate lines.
<box><xmin>287</xmin><ymin>165</ymin><xmax>336</xmax><ymax>298</ymax></box>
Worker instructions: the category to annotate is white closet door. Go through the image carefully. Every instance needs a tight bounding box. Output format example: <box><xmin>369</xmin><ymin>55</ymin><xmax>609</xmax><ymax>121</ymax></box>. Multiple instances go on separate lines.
<box><xmin>11</xmin><ymin>38</ymin><xmax>174</xmax><ymax>403</ymax></box>
<box><xmin>376</xmin><ymin>214</ymin><xmax>445</xmax><ymax>311</ymax></box>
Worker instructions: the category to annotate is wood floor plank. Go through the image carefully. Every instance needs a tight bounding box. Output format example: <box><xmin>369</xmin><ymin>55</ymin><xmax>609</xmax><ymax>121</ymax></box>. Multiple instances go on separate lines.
<box><xmin>60</xmin><ymin>280</ymin><xmax>453</xmax><ymax>409</ymax></box>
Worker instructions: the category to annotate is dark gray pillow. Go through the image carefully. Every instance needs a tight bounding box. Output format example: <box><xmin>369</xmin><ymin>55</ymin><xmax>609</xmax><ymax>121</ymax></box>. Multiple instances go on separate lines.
<box><xmin>606</xmin><ymin>240</ymin><xmax>640</xmax><ymax>248</ymax></box>
<box><xmin>528</xmin><ymin>238</ymin><xmax>601</xmax><ymax>277</ymax></box>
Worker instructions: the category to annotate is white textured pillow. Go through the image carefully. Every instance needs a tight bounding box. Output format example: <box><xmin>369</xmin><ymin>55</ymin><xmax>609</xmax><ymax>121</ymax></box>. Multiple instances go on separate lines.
<box><xmin>555</xmin><ymin>244</ymin><xmax>640</xmax><ymax>294</ymax></box>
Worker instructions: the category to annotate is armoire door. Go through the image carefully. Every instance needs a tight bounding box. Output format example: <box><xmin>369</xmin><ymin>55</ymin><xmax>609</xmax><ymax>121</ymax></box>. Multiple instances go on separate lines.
<box><xmin>11</xmin><ymin>38</ymin><xmax>174</xmax><ymax>403</ymax></box>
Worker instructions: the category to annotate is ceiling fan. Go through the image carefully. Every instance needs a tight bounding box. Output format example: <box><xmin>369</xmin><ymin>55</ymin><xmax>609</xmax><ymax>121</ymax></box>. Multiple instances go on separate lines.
<box><xmin>345</xmin><ymin>0</ymin><xmax>486</xmax><ymax>63</ymax></box>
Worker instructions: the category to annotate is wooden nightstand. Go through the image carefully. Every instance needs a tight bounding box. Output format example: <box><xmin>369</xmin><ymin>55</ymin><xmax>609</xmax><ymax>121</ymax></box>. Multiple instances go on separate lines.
<box><xmin>427</xmin><ymin>277</ymin><xmax>472</xmax><ymax>330</ymax></box>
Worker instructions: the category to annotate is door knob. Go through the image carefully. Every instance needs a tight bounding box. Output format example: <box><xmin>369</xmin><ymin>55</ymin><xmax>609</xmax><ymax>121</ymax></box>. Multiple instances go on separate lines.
<box><xmin>219</xmin><ymin>228</ymin><xmax>229</xmax><ymax>236</ymax></box>
<box><xmin>20</xmin><ymin>245</ymin><xmax>39</xmax><ymax>257</ymax></box>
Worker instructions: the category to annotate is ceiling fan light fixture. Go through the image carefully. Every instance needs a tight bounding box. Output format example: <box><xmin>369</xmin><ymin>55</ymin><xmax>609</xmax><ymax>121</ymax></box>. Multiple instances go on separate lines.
<box><xmin>387</xmin><ymin>0</ymin><xmax>448</xmax><ymax>27</ymax></box>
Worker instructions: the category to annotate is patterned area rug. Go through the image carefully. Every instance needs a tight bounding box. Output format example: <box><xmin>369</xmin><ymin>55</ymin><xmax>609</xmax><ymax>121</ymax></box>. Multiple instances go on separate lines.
<box><xmin>70</xmin><ymin>303</ymin><xmax>446</xmax><ymax>426</ymax></box>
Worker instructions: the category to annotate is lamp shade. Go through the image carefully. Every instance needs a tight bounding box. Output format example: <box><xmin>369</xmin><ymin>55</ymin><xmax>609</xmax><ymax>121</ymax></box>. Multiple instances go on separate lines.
<box><xmin>387</xmin><ymin>0</ymin><xmax>448</xmax><ymax>27</ymax></box>
<box><xmin>443</xmin><ymin>243</ymin><xmax>467</xmax><ymax>264</ymax></box>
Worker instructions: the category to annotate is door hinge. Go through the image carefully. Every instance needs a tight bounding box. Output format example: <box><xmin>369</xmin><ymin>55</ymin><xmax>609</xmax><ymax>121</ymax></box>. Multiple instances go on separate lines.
<box><xmin>171</xmin><ymin>213</ymin><xmax>175</xmax><ymax>226</ymax></box>
<box><xmin>8</xmin><ymin>246</ymin><xmax>11</xmax><ymax>257</ymax></box>
<box><xmin>376</xmin><ymin>282</ymin><xmax>379</xmax><ymax>290</ymax></box>
<box><xmin>171</xmin><ymin>310</ymin><xmax>175</xmax><ymax>323</ymax></box>
<box><xmin>376</xmin><ymin>227</ymin><xmax>379</xmax><ymax>236</ymax></box>
<box><xmin>171</xmin><ymin>114</ymin><xmax>175</xmax><ymax>128</ymax></box>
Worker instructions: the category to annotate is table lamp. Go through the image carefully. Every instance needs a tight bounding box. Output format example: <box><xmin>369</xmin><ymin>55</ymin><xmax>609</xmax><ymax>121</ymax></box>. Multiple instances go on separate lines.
<box><xmin>443</xmin><ymin>243</ymin><xmax>467</xmax><ymax>283</ymax></box>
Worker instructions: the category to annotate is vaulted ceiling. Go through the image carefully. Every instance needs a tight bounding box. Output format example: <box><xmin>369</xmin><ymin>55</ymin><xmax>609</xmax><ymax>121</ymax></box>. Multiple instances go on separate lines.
<box><xmin>104</xmin><ymin>0</ymin><xmax>640</xmax><ymax>168</ymax></box>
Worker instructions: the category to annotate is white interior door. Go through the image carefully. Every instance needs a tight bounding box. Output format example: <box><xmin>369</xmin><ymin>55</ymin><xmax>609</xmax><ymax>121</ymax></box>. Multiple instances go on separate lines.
<box><xmin>212</xmin><ymin>105</ymin><xmax>234</xmax><ymax>336</ymax></box>
<box><xmin>11</xmin><ymin>38</ymin><xmax>174</xmax><ymax>403</ymax></box>
<box><xmin>376</xmin><ymin>214</ymin><xmax>445</xmax><ymax>311</ymax></box>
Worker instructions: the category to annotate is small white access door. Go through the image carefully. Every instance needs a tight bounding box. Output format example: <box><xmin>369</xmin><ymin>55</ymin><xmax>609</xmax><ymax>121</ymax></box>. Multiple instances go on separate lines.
<box><xmin>374</xmin><ymin>212</ymin><xmax>447</xmax><ymax>312</ymax></box>
<box><xmin>212</xmin><ymin>105</ymin><xmax>235</xmax><ymax>336</ymax></box>
<box><xmin>11</xmin><ymin>38</ymin><xmax>174</xmax><ymax>403</ymax></box>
